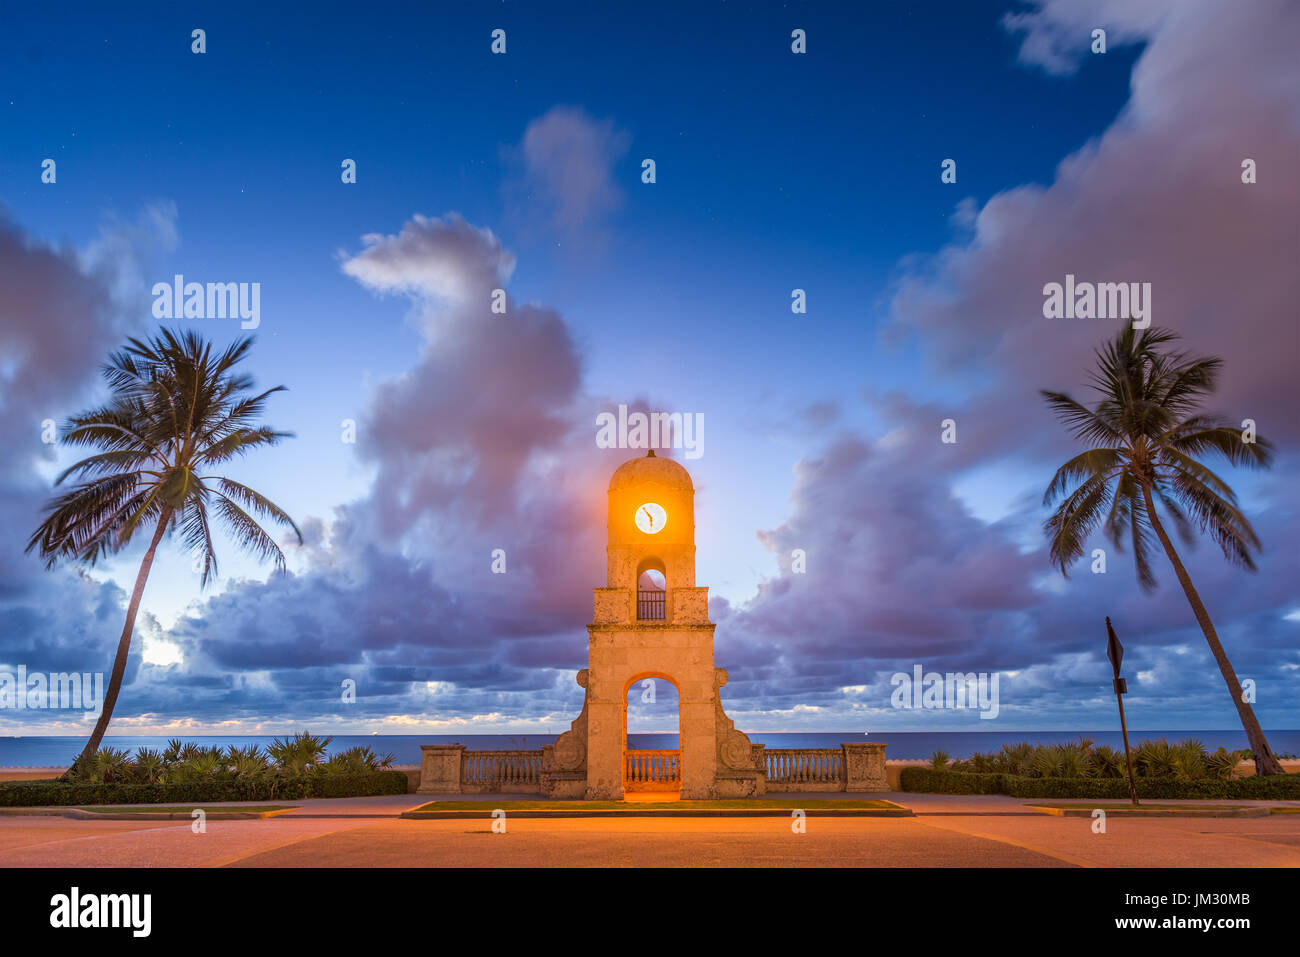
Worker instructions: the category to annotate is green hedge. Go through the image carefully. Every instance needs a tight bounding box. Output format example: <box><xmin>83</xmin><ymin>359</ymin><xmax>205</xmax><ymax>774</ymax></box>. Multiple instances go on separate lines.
<box><xmin>897</xmin><ymin>768</ymin><xmax>1009</xmax><ymax>794</ymax></box>
<box><xmin>0</xmin><ymin>770</ymin><xmax>408</xmax><ymax>807</ymax></box>
<box><xmin>899</xmin><ymin>767</ymin><xmax>1300</xmax><ymax>800</ymax></box>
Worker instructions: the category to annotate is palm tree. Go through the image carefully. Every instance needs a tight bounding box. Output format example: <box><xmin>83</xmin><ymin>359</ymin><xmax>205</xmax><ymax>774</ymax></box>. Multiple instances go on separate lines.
<box><xmin>1041</xmin><ymin>326</ymin><xmax>1283</xmax><ymax>776</ymax></box>
<box><xmin>26</xmin><ymin>328</ymin><xmax>301</xmax><ymax>776</ymax></box>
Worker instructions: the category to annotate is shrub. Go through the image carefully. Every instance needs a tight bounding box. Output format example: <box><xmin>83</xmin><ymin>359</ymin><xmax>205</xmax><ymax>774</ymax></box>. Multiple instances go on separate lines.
<box><xmin>899</xmin><ymin>767</ymin><xmax>1300</xmax><ymax>800</ymax></box>
<box><xmin>133</xmin><ymin>748</ymin><xmax>165</xmax><ymax>785</ymax></box>
<box><xmin>925</xmin><ymin>736</ymin><xmax>1267</xmax><ymax>783</ymax></box>
<box><xmin>1134</xmin><ymin>738</ymin><xmax>1180</xmax><ymax>778</ymax></box>
<box><xmin>1085</xmin><ymin>745</ymin><xmax>1125</xmax><ymax>778</ymax></box>
<box><xmin>66</xmin><ymin>747</ymin><xmax>133</xmax><ymax>784</ymax></box>
<box><xmin>311</xmin><ymin>771</ymin><xmax>406</xmax><ymax>798</ymax></box>
<box><xmin>174</xmin><ymin>749</ymin><xmax>227</xmax><ymax>782</ymax></box>
<box><xmin>1205</xmin><ymin>747</ymin><xmax>1248</xmax><ymax>780</ymax></box>
<box><xmin>967</xmin><ymin>753</ymin><xmax>997</xmax><ymax>774</ymax></box>
<box><xmin>0</xmin><ymin>770</ymin><xmax>408</xmax><ymax>807</ymax></box>
<box><xmin>267</xmin><ymin>732</ymin><xmax>333</xmax><ymax>774</ymax></box>
<box><xmin>999</xmin><ymin>742</ymin><xmax>1035</xmax><ymax>777</ymax></box>
<box><xmin>227</xmin><ymin>745</ymin><xmax>270</xmax><ymax>779</ymax></box>
<box><xmin>322</xmin><ymin>746</ymin><xmax>396</xmax><ymax>775</ymax></box>
<box><xmin>898</xmin><ymin>768</ymin><xmax>1007</xmax><ymax>794</ymax></box>
<box><xmin>1174</xmin><ymin>737</ymin><xmax>1208</xmax><ymax>780</ymax></box>
<box><xmin>49</xmin><ymin>733</ymin><xmax>404</xmax><ymax>796</ymax></box>
<box><xmin>178</xmin><ymin>742</ymin><xmax>203</xmax><ymax>764</ymax></box>
<box><xmin>1031</xmin><ymin>746</ymin><xmax>1066</xmax><ymax>778</ymax></box>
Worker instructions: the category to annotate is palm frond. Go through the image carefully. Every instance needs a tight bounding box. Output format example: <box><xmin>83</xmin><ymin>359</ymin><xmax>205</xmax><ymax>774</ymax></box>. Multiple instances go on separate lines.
<box><xmin>1042</xmin><ymin>448</ymin><xmax>1124</xmax><ymax>506</ymax></box>
<box><xmin>29</xmin><ymin>327</ymin><xmax>298</xmax><ymax>588</ymax></box>
<box><xmin>195</xmin><ymin>425</ymin><xmax>294</xmax><ymax>467</ymax></box>
<box><xmin>1129</xmin><ymin>487</ymin><xmax>1158</xmax><ymax>591</ymax></box>
<box><xmin>176</xmin><ymin>499</ymin><xmax>219</xmax><ymax>586</ymax></box>
<box><xmin>213</xmin><ymin>478</ymin><xmax>303</xmax><ymax>545</ymax></box>
<box><xmin>1163</xmin><ymin>424</ymin><xmax>1273</xmax><ymax>469</ymax></box>
<box><xmin>211</xmin><ymin>493</ymin><xmax>290</xmax><ymax>570</ymax></box>
<box><xmin>1044</xmin><ymin>472</ymin><xmax>1113</xmax><ymax>574</ymax></box>
<box><xmin>1040</xmin><ymin>391</ymin><xmax>1121</xmax><ymax>447</ymax></box>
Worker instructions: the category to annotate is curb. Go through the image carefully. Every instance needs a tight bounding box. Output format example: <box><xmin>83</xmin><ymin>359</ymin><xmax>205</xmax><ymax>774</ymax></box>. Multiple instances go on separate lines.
<box><xmin>1025</xmin><ymin>804</ymin><xmax>1271</xmax><ymax>818</ymax></box>
<box><xmin>0</xmin><ymin>806</ymin><xmax>300</xmax><ymax>821</ymax></box>
<box><xmin>401</xmin><ymin>804</ymin><xmax>915</xmax><ymax>820</ymax></box>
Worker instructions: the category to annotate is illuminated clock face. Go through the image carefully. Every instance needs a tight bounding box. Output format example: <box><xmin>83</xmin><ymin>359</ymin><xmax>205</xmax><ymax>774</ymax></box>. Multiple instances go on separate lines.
<box><xmin>636</xmin><ymin>502</ymin><xmax>667</xmax><ymax>534</ymax></box>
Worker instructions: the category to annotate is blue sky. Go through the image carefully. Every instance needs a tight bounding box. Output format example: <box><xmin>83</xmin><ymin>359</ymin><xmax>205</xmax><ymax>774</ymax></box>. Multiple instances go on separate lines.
<box><xmin>1</xmin><ymin>0</ymin><xmax>1296</xmax><ymax>738</ymax></box>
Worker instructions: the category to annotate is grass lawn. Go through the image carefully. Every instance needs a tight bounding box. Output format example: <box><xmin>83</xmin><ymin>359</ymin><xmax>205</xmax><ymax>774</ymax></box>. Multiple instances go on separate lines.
<box><xmin>1031</xmin><ymin>802</ymin><xmax>1253</xmax><ymax>810</ymax></box>
<box><xmin>1025</xmin><ymin>802</ymin><xmax>1272</xmax><ymax>818</ymax></box>
<box><xmin>74</xmin><ymin>805</ymin><xmax>298</xmax><ymax>814</ymax></box>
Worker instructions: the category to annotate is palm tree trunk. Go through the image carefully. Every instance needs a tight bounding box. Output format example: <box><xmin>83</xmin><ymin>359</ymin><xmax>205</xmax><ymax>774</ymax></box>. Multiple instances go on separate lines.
<box><xmin>63</xmin><ymin>507</ymin><xmax>173</xmax><ymax>780</ymax></box>
<box><xmin>1140</xmin><ymin>484</ymin><xmax>1284</xmax><ymax>776</ymax></box>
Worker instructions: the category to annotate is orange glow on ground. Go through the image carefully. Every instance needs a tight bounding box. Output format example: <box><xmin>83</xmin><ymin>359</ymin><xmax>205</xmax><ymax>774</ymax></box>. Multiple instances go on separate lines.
<box><xmin>622</xmin><ymin>791</ymin><xmax>682</xmax><ymax>802</ymax></box>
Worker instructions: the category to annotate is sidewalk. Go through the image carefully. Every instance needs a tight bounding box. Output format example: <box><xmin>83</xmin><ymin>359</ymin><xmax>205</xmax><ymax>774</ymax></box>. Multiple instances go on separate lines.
<box><xmin>4</xmin><ymin>788</ymin><xmax>1297</xmax><ymax>816</ymax></box>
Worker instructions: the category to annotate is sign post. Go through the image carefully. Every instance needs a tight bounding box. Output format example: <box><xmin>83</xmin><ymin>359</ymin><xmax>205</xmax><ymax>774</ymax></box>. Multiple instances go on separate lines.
<box><xmin>1106</xmin><ymin>616</ymin><xmax>1140</xmax><ymax>806</ymax></box>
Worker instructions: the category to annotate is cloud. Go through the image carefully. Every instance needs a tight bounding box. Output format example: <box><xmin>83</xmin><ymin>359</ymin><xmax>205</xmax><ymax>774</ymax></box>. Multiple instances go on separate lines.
<box><xmin>717</xmin><ymin>410</ymin><xmax>1299</xmax><ymax>723</ymax></box>
<box><xmin>106</xmin><ymin>209</ymin><xmax>663</xmax><ymax>729</ymax></box>
<box><xmin>1001</xmin><ymin>0</ymin><xmax>1167</xmax><ymax>75</ymax></box>
<box><xmin>504</xmin><ymin>106</ymin><xmax>630</xmax><ymax>237</ymax></box>
<box><xmin>717</xmin><ymin>0</ymin><xmax>1300</xmax><ymax>729</ymax></box>
<box><xmin>341</xmin><ymin>213</ymin><xmax>515</xmax><ymax>308</ymax></box>
<box><xmin>0</xmin><ymin>204</ymin><xmax>178</xmax><ymax>686</ymax></box>
<box><xmin>890</xmin><ymin>0</ymin><xmax>1300</xmax><ymax>451</ymax></box>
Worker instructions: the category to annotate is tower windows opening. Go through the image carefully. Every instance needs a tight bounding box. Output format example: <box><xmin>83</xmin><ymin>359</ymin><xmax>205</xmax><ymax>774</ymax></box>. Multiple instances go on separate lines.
<box><xmin>637</xmin><ymin>567</ymin><xmax>666</xmax><ymax>620</ymax></box>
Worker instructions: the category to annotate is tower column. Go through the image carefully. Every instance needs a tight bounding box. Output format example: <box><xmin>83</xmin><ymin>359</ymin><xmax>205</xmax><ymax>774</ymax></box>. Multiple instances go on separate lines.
<box><xmin>584</xmin><ymin>669</ymin><xmax>627</xmax><ymax>799</ymax></box>
<box><xmin>678</xmin><ymin>676</ymin><xmax>718</xmax><ymax>799</ymax></box>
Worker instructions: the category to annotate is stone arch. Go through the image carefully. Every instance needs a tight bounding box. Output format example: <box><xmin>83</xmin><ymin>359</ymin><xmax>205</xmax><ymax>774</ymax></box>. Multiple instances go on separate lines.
<box><xmin>621</xmin><ymin>670</ymin><xmax>680</xmax><ymax>739</ymax></box>
<box><xmin>635</xmin><ymin>555</ymin><xmax>666</xmax><ymax>582</ymax></box>
<box><xmin>620</xmin><ymin>671</ymin><xmax>682</xmax><ymax>792</ymax></box>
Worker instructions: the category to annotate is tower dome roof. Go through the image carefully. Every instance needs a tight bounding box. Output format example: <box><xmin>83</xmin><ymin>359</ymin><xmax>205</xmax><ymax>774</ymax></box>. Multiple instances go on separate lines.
<box><xmin>608</xmin><ymin>450</ymin><xmax>694</xmax><ymax>492</ymax></box>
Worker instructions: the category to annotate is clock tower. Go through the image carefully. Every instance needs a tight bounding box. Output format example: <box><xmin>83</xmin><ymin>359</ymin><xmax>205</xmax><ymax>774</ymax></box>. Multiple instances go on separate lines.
<box><xmin>542</xmin><ymin>450</ymin><xmax>763</xmax><ymax>799</ymax></box>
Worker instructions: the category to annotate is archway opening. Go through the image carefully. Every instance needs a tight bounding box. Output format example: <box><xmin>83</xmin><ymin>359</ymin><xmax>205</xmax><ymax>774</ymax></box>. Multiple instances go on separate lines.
<box><xmin>622</xmin><ymin>673</ymin><xmax>681</xmax><ymax>795</ymax></box>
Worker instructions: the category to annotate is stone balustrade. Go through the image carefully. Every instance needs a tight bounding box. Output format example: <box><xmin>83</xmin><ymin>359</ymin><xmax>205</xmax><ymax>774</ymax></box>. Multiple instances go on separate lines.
<box><xmin>462</xmin><ymin>750</ymin><xmax>543</xmax><ymax>790</ymax></box>
<box><xmin>418</xmin><ymin>744</ymin><xmax>544</xmax><ymax>794</ymax></box>
<box><xmin>418</xmin><ymin>741</ymin><xmax>889</xmax><ymax>795</ymax></box>
<box><xmin>764</xmin><ymin>748</ymin><xmax>844</xmax><ymax>790</ymax></box>
<box><xmin>623</xmin><ymin>749</ymin><xmax>681</xmax><ymax>790</ymax></box>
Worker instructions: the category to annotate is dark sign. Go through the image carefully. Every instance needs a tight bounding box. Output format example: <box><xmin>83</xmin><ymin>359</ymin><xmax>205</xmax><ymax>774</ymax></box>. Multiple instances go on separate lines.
<box><xmin>1105</xmin><ymin>616</ymin><xmax>1124</xmax><ymax>678</ymax></box>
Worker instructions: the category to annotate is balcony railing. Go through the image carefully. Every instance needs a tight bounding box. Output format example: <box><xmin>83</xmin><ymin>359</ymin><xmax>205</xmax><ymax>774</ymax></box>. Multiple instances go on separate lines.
<box><xmin>461</xmin><ymin>750</ymin><xmax>542</xmax><ymax>789</ymax></box>
<box><xmin>623</xmin><ymin>749</ymin><xmax>681</xmax><ymax>790</ymax></box>
<box><xmin>764</xmin><ymin>748</ymin><xmax>844</xmax><ymax>786</ymax></box>
<box><xmin>637</xmin><ymin>590</ymin><xmax>666</xmax><ymax>620</ymax></box>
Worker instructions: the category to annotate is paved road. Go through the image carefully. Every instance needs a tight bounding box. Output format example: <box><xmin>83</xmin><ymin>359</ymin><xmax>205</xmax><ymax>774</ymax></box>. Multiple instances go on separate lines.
<box><xmin>2</xmin><ymin>793</ymin><xmax>1297</xmax><ymax>867</ymax></box>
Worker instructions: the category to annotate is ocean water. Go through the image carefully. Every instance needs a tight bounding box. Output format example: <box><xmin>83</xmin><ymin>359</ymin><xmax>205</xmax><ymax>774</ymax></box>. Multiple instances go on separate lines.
<box><xmin>1</xmin><ymin>730</ymin><xmax>1295</xmax><ymax>766</ymax></box>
